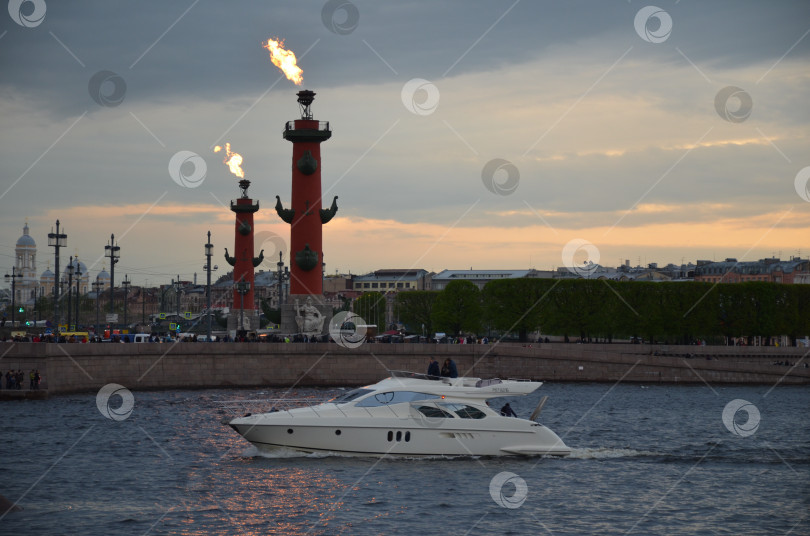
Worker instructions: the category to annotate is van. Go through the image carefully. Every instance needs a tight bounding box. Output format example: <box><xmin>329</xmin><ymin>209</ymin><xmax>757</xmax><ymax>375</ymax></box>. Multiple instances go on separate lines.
<box><xmin>132</xmin><ymin>333</ymin><xmax>151</xmax><ymax>343</ymax></box>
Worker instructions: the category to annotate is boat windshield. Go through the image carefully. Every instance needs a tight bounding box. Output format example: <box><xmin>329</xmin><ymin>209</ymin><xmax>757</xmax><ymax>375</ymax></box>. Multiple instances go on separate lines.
<box><xmin>441</xmin><ymin>403</ymin><xmax>487</xmax><ymax>419</ymax></box>
<box><xmin>416</xmin><ymin>405</ymin><xmax>455</xmax><ymax>419</ymax></box>
<box><xmin>330</xmin><ymin>388</ymin><xmax>374</xmax><ymax>404</ymax></box>
<box><xmin>356</xmin><ymin>391</ymin><xmax>440</xmax><ymax>407</ymax></box>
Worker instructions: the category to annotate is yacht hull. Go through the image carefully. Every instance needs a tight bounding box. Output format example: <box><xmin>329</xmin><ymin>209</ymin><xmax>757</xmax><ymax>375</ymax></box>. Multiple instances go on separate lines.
<box><xmin>229</xmin><ymin>416</ymin><xmax>570</xmax><ymax>457</ymax></box>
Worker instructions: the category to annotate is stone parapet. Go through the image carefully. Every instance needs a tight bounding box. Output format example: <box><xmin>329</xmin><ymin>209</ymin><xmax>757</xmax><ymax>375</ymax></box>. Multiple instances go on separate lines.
<box><xmin>0</xmin><ymin>342</ymin><xmax>806</xmax><ymax>395</ymax></box>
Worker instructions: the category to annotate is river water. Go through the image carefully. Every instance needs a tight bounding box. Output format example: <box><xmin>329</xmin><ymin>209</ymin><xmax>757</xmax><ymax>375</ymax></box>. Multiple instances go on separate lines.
<box><xmin>1</xmin><ymin>381</ymin><xmax>807</xmax><ymax>535</ymax></box>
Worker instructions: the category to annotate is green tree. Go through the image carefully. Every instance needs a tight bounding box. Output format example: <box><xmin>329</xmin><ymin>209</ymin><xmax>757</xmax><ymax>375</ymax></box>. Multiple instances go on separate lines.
<box><xmin>395</xmin><ymin>291</ymin><xmax>437</xmax><ymax>335</ymax></box>
<box><xmin>595</xmin><ymin>280</ymin><xmax>628</xmax><ymax>342</ymax></box>
<box><xmin>332</xmin><ymin>296</ymin><xmax>351</xmax><ymax>316</ymax></box>
<box><xmin>716</xmin><ymin>283</ymin><xmax>753</xmax><ymax>341</ymax></box>
<box><xmin>541</xmin><ymin>280</ymin><xmax>596</xmax><ymax>341</ymax></box>
<box><xmin>792</xmin><ymin>285</ymin><xmax>810</xmax><ymax>344</ymax></box>
<box><xmin>671</xmin><ymin>282</ymin><xmax>716</xmax><ymax>344</ymax></box>
<box><xmin>432</xmin><ymin>280</ymin><xmax>482</xmax><ymax>336</ymax></box>
<box><xmin>353</xmin><ymin>292</ymin><xmax>386</xmax><ymax>330</ymax></box>
<box><xmin>34</xmin><ymin>295</ymin><xmax>54</xmax><ymax>322</ymax></box>
<box><xmin>482</xmin><ymin>278</ymin><xmax>548</xmax><ymax>341</ymax></box>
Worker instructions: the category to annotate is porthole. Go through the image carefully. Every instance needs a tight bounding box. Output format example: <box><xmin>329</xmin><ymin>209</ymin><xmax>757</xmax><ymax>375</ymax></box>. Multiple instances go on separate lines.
<box><xmin>335</xmin><ymin>429</ymin><xmax>342</xmax><ymax>436</ymax></box>
<box><xmin>405</xmin><ymin>431</ymin><xmax>411</xmax><ymax>442</ymax></box>
<box><xmin>287</xmin><ymin>428</ymin><xmax>293</xmax><ymax>434</ymax></box>
<box><xmin>396</xmin><ymin>431</ymin><xmax>402</xmax><ymax>441</ymax></box>
<box><xmin>387</xmin><ymin>431</ymin><xmax>393</xmax><ymax>442</ymax></box>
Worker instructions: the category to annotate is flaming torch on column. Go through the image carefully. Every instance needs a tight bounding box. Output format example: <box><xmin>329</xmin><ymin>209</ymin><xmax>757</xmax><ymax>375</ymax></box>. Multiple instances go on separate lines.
<box><xmin>263</xmin><ymin>38</ymin><xmax>303</xmax><ymax>85</ymax></box>
<box><xmin>213</xmin><ymin>142</ymin><xmax>245</xmax><ymax>179</ymax></box>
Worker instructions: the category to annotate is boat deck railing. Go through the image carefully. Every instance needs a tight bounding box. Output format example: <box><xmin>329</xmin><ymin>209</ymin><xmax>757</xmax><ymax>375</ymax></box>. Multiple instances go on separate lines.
<box><xmin>390</xmin><ymin>370</ymin><xmax>535</xmax><ymax>387</ymax></box>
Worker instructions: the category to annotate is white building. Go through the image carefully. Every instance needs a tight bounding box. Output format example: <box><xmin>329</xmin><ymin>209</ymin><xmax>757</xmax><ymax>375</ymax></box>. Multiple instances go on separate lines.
<box><xmin>14</xmin><ymin>222</ymin><xmax>39</xmax><ymax>305</ymax></box>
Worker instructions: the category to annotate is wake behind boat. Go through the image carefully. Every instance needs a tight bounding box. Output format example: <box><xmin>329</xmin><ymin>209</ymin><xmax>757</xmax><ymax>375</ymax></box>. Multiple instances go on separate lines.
<box><xmin>226</xmin><ymin>371</ymin><xmax>570</xmax><ymax>457</ymax></box>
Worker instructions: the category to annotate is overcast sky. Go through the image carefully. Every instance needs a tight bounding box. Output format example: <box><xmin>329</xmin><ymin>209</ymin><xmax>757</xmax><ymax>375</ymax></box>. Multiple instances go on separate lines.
<box><xmin>1</xmin><ymin>0</ymin><xmax>809</xmax><ymax>286</ymax></box>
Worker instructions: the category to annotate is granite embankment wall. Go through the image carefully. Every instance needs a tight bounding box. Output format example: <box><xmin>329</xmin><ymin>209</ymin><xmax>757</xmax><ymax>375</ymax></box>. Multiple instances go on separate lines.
<box><xmin>1</xmin><ymin>342</ymin><xmax>808</xmax><ymax>396</ymax></box>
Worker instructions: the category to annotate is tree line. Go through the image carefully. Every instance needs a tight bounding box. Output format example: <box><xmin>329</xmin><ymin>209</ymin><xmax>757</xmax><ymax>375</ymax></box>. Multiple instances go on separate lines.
<box><xmin>384</xmin><ymin>279</ymin><xmax>810</xmax><ymax>344</ymax></box>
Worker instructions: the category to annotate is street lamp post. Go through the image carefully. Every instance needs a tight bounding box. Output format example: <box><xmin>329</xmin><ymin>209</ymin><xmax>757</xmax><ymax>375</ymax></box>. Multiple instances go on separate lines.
<box><xmin>104</xmin><ymin>234</ymin><xmax>120</xmax><ymax>316</ymax></box>
<box><xmin>4</xmin><ymin>267</ymin><xmax>21</xmax><ymax>327</ymax></box>
<box><xmin>276</xmin><ymin>252</ymin><xmax>283</xmax><ymax>307</ymax></box>
<box><xmin>47</xmin><ymin>220</ymin><xmax>67</xmax><ymax>328</ymax></box>
<box><xmin>276</xmin><ymin>252</ymin><xmax>290</xmax><ymax>307</ymax></box>
<box><xmin>92</xmin><ymin>278</ymin><xmax>101</xmax><ymax>337</ymax></box>
<box><xmin>204</xmin><ymin>231</ymin><xmax>218</xmax><ymax>342</ymax></box>
<box><xmin>74</xmin><ymin>261</ymin><xmax>82</xmax><ymax>330</ymax></box>
<box><xmin>173</xmin><ymin>275</ymin><xmax>182</xmax><ymax>331</ymax></box>
<box><xmin>122</xmin><ymin>275</ymin><xmax>131</xmax><ymax>329</ymax></box>
<box><xmin>66</xmin><ymin>256</ymin><xmax>74</xmax><ymax>329</ymax></box>
<box><xmin>235</xmin><ymin>279</ymin><xmax>251</xmax><ymax>337</ymax></box>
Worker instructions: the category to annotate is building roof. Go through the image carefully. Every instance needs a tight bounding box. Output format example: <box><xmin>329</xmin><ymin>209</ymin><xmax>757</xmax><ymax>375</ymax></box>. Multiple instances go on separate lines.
<box><xmin>432</xmin><ymin>269</ymin><xmax>532</xmax><ymax>280</ymax></box>
<box><xmin>354</xmin><ymin>269</ymin><xmax>429</xmax><ymax>281</ymax></box>
<box><xmin>371</xmin><ymin>269</ymin><xmax>429</xmax><ymax>277</ymax></box>
<box><xmin>695</xmin><ymin>257</ymin><xmax>809</xmax><ymax>276</ymax></box>
<box><xmin>254</xmin><ymin>270</ymin><xmax>278</xmax><ymax>286</ymax></box>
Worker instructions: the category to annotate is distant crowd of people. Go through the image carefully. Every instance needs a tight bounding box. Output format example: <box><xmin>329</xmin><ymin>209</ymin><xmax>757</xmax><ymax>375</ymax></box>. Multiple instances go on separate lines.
<box><xmin>772</xmin><ymin>360</ymin><xmax>808</xmax><ymax>368</ymax></box>
<box><xmin>0</xmin><ymin>333</ymin><xmax>335</xmax><ymax>344</ymax></box>
<box><xmin>1</xmin><ymin>369</ymin><xmax>41</xmax><ymax>390</ymax></box>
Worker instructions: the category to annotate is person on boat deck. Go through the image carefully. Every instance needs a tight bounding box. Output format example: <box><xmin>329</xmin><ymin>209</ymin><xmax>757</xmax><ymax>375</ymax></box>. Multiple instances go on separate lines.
<box><xmin>440</xmin><ymin>359</ymin><xmax>450</xmax><ymax>377</ymax></box>
<box><xmin>500</xmin><ymin>403</ymin><xmax>518</xmax><ymax>417</ymax></box>
<box><xmin>427</xmin><ymin>357</ymin><xmax>440</xmax><ymax>377</ymax></box>
<box><xmin>441</xmin><ymin>358</ymin><xmax>459</xmax><ymax>378</ymax></box>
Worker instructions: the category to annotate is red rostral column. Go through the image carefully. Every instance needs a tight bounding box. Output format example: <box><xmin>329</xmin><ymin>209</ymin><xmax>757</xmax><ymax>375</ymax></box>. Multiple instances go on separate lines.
<box><xmin>225</xmin><ymin>178</ymin><xmax>262</xmax><ymax>331</ymax></box>
<box><xmin>276</xmin><ymin>90</ymin><xmax>337</xmax><ymax>296</ymax></box>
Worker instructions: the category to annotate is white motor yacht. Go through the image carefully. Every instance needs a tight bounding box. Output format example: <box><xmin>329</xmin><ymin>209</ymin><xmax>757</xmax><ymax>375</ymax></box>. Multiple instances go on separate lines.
<box><xmin>227</xmin><ymin>371</ymin><xmax>570</xmax><ymax>457</ymax></box>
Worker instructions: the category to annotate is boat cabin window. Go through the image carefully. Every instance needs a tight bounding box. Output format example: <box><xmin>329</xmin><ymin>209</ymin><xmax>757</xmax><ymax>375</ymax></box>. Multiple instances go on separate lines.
<box><xmin>330</xmin><ymin>388</ymin><xmax>373</xmax><ymax>404</ymax></box>
<box><xmin>416</xmin><ymin>405</ymin><xmax>455</xmax><ymax>419</ymax></box>
<box><xmin>356</xmin><ymin>391</ymin><xmax>440</xmax><ymax>407</ymax></box>
<box><xmin>443</xmin><ymin>404</ymin><xmax>487</xmax><ymax>419</ymax></box>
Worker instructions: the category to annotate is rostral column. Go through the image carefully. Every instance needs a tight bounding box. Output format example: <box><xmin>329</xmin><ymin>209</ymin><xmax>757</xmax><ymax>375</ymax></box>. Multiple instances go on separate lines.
<box><xmin>224</xmin><ymin>178</ymin><xmax>263</xmax><ymax>334</ymax></box>
<box><xmin>276</xmin><ymin>90</ymin><xmax>337</xmax><ymax>336</ymax></box>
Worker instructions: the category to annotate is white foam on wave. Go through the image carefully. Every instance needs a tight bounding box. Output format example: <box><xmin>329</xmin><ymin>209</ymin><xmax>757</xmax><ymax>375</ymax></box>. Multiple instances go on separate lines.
<box><xmin>567</xmin><ymin>447</ymin><xmax>659</xmax><ymax>459</ymax></box>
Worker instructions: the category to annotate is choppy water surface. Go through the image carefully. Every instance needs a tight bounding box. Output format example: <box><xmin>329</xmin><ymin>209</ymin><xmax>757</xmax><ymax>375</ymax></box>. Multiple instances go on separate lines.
<box><xmin>1</xmin><ymin>382</ymin><xmax>807</xmax><ymax>535</ymax></box>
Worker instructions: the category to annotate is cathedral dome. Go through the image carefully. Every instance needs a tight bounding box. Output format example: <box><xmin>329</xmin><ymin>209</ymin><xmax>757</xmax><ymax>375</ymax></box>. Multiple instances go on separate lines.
<box><xmin>16</xmin><ymin>223</ymin><xmax>36</xmax><ymax>248</ymax></box>
<box><xmin>63</xmin><ymin>258</ymin><xmax>89</xmax><ymax>278</ymax></box>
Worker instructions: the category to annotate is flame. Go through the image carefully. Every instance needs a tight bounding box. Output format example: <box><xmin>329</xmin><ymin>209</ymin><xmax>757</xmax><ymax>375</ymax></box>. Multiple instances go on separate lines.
<box><xmin>213</xmin><ymin>143</ymin><xmax>244</xmax><ymax>178</ymax></box>
<box><xmin>263</xmin><ymin>38</ymin><xmax>303</xmax><ymax>85</ymax></box>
